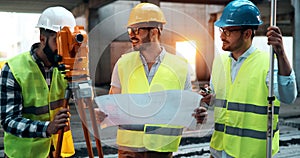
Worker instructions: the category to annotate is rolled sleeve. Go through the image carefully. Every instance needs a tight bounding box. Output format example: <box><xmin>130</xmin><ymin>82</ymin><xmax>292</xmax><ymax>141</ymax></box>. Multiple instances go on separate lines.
<box><xmin>277</xmin><ymin>71</ymin><xmax>297</xmax><ymax>104</ymax></box>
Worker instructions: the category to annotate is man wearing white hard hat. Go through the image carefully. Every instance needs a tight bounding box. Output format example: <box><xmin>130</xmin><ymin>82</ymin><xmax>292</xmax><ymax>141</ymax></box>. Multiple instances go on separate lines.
<box><xmin>0</xmin><ymin>6</ymin><xmax>76</xmax><ymax>158</ymax></box>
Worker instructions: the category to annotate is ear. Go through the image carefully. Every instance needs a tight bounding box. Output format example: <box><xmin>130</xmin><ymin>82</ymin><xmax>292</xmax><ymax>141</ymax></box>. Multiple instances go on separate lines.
<box><xmin>243</xmin><ymin>29</ymin><xmax>252</xmax><ymax>39</ymax></box>
<box><xmin>40</xmin><ymin>34</ymin><xmax>47</xmax><ymax>45</ymax></box>
<box><xmin>150</xmin><ymin>28</ymin><xmax>159</xmax><ymax>40</ymax></box>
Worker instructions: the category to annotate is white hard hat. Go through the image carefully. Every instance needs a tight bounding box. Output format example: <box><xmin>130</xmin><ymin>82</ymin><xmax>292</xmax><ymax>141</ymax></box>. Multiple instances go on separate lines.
<box><xmin>36</xmin><ymin>6</ymin><xmax>76</xmax><ymax>32</ymax></box>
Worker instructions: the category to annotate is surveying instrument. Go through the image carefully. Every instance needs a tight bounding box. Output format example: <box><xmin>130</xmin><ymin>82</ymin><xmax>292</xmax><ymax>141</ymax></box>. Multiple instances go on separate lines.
<box><xmin>54</xmin><ymin>25</ymin><xmax>104</xmax><ymax>158</ymax></box>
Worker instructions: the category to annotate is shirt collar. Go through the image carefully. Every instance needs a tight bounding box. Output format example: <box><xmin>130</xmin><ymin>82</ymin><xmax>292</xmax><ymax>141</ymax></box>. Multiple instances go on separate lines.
<box><xmin>30</xmin><ymin>43</ymin><xmax>42</xmax><ymax>63</ymax></box>
<box><xmin>140</xmin><ymin>46</ymin><xmax>165</xmax><ymax>64</ymax></box>
<box><xmin>229</xmin><ymin>44</ymin><xmax>256</xmax><ymax>62</ymax></box>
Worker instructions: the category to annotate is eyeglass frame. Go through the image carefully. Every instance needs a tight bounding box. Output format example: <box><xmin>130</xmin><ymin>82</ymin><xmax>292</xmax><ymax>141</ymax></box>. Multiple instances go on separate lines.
<box><xmin>127</xmin><ymin>27</ymin><xmax>157</xmax><ymax>35</ymax></box>
<box><xmin>219</xmin><ymin>27</ymin><xmax>245</xmax><ymax>37</ymax></box>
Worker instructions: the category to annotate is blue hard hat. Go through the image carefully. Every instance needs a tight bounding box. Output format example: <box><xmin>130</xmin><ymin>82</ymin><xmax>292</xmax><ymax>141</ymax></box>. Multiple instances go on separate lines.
<box><xmin>215</xmin><ymin>0</ymin><xmax>263</xmax><ymax>27</ymax></box>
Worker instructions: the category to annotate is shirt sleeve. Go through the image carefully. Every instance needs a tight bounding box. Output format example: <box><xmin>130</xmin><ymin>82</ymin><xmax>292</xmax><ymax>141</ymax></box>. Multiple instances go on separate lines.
<box><xmin>275</xmin><ymin>70</ymin><xmax>297</xmax><ymax>104</ymax></box>
<box><xmin>110</xmin><ymin>63</ymin><xmax>121</xmax><ymax>89</ymax></box>
<box><xmin>267</xmin><ymin>61</ymin><xmax>297</xmax><ymax>104</ymax></box>
<box><xmin>0</xmin><ymin>64</ymin><xmax>49</xmax><ymax>138</ymax></box>
<box><xmin>184</xmin><ymin>71</ymin><xmax>192</xmax><ymax>90</ymax></box>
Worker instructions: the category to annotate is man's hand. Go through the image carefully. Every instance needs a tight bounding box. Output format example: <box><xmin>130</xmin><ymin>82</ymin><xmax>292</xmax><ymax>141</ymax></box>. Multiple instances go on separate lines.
<box><xmin>94</xmin><ymin>108</ymin><xmax>108</xmax><ymax>124</ymax></box>
<box><xmin>198</xmin><ymin>84</ymin><xmax>214</xmax><ymax>106</ymax></box>
<box><xmin>266</xmin><ymin>26</ymin><xmax>292</xmax><ymax>76</ymax></box>
<box><xmin>192</xmin><ymin>106</ymin><xmax>208</xmax><ymax>124</ymax></box>
<box><xmin>267</xmin><ymin>26</ymin><xmax>284</xmax><ymax>56</ymax></box>
<box><xmin>46</xmin><ymin>108</ymin><xmax>70</xmax><ymax>136</ymax></box>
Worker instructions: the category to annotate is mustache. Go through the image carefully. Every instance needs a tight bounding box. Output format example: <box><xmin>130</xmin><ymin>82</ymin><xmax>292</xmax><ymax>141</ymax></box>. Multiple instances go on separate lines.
<box><xmin>221</xmin><ymin>39</ymin><xmax>229</xmax><ymax>43</ymax></box>
<box><xmin>130</xmin><ymin>37</ymin><xmax>139</xmax><ymax>42</ymax></box>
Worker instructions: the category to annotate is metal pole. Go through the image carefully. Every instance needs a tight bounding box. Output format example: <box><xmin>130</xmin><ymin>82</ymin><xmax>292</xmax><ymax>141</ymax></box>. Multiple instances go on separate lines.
<box><xmin>267</xmin><ymin>0</ymin><xmax>276</xmax><ymax>158</ymax></box>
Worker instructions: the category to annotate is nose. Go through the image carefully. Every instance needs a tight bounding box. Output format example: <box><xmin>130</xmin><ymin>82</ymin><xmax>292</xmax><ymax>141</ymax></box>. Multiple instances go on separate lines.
<box><xmin>128</xmin><ymin>33</ymin><xmax>136</xmax><ymax>39</ymax></box>
<box><xmin>220</xmin><ymin>32</ymin><xmax>226</xmax><ymax>40</ymax></box>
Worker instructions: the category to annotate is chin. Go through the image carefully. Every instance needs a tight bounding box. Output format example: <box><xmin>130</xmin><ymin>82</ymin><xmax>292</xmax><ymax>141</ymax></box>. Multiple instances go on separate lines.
<box><xmin>222</xmin><ymin>46</ymin><xmax>229</xmax><ymax>51</ymax></box>
<box><xmin>133</xmin><ymin>45</ymin><xmax>141</xmax><ymax>51</ymax></box>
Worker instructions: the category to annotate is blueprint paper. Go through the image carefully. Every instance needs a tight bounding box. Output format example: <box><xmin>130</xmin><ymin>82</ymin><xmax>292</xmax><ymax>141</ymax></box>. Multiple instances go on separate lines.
<box><xmin>94</xmin><ymin>90</ymin><xmax>202</xmax><ymax>129</ymax></box>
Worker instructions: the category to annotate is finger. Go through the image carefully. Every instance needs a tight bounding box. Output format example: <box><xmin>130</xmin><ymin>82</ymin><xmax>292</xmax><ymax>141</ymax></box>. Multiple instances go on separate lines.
<box><xmin>60</xmin><ymin>108</ymin><xmax>70</xmax><ymax>113</ymax></box>
<box><xmin>55</xmin><ymin>113</ymin><xmax>70</xmax><ymax>121</ymax></box>
<box><xmin>268</xmin><ymin>26</ymin><xmax>281</xmax><ymax>34</ymax></box>
<box><xmin>194</xmin><ymin>106</ymin><xmax>207</xmax><ymax>112</ymax></box>
<box><xmin>53</xmin><ymin>118</ymin><xmax>69</xmax><ymax>125</ymax></box>
<box><xmin>56</xmin><ymin>124</ymin><xmax>68</xmax><ymax>130</ymax></box>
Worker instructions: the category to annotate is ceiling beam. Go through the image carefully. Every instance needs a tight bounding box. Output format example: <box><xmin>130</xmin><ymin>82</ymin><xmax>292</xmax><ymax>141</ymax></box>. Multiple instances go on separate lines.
<box><xmin>160</xmin><ymin>0</ymin><xmax>230</xmax><ymax>5</ymax></box>
<box><xmin>88</xmin><ymin>0</ymin><xmax>116</xmax><ymax>9</ymax></box>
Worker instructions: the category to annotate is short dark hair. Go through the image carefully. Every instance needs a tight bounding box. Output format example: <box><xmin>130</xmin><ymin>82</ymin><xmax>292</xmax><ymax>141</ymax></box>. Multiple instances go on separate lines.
<box><xmin>39</xmin><ymin>28</ymin><xmax>56</xmax><ymax>37</ymax></box>
<box><xmin>241</xmin><ymin>25</ymin><xmax>258</xmax><ymax>39</ymax></box>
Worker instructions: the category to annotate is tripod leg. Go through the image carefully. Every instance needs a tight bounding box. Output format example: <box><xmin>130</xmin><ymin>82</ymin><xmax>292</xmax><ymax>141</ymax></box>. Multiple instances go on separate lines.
<box><xmin>77</xmin><ymin>98</ymin><xmax>95</xmax><ymax>158</ymax></box>
<box><xmin>55</xmin><ymin>99</ymin><xmax>69</xmax><ymax>158</ymax></box>
<box><xmin>85</xmin><ymin>98</ymin><xmax>104</xmax><ymax>158</ymax></box>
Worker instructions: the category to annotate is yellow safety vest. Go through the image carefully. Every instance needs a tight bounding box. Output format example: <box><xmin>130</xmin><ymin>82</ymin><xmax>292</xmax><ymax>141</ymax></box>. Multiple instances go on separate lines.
<box><xmin>116</xmin><ymin>51</ymin><xmax>188</xmax><ymax>152</ymax></box>
<box><xmin>0</xmin><ymin>60</ymin><xmax>6</xmax><ymax>70</ymax></box>
<box><xmin>210</xmin><ymin>50</ymin><xmax>280</xmax><ymax>158</ymax></box>
<box><xmin>5</xmin><ymin>52</ymin><xmax>75</xmax><ymax>158</ymax></box>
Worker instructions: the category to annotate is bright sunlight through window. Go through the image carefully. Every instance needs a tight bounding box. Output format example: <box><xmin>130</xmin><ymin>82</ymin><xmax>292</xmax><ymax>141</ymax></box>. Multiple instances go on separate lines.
<box><xmin>176</xmin><ymin>40</ymin><xmax>197</xmax><ymax>81</ymax></box>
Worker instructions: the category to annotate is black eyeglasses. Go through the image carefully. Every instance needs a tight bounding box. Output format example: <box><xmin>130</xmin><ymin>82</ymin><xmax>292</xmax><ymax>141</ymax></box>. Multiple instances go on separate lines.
<box><xmin>127</xmin><ymin>27</ymin><xmax>156</xmax><ymax>35</ymax></box>
<box><xmin>219</xmin><ymin>27</ymin><xmax>244</xmax><ymax>37</ymax></box>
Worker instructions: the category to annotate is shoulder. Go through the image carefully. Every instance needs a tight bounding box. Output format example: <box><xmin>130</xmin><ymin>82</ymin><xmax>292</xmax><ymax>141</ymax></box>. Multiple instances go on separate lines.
<box><xmin>8</xmin><ymin>52</ymin><xmax>31</xmax><ymax>63</ymax></box>
<box><xmin>165</xmin><ymin>52</ymin><xmax>188</xmax><ymax>63</ymax></box>
<box><xmin>250</xmin><ymin>49</ymin><xmax>269</xmax><ymax>60</ymax></box>
<box><xmin>120</xmin><ymin>51</ymin><xmax>139</xmax><ymax>59</ymax></box>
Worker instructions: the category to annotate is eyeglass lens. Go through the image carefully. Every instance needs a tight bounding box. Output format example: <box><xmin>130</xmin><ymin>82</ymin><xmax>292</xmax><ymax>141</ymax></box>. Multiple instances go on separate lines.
<box><xmin>219</xmin><ymin>28</ymin><xmax>243</xmax><ymax>36</ymax></box>
<box><xmin>127</xmin><ymin>27</ymin><xmax>156</xmax><ymax>35</ymax></box>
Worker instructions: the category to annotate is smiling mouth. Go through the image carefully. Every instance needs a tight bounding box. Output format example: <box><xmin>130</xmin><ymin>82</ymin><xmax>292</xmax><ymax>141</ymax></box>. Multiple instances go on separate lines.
<box><xmin>130</xmin><ymin>39</ymin><xmax>140</xmax><ymax>47</ymax></box>
<box><xmin>130</xmin><ymin>38</ymin><xmax>139</xmax><ymax>43</ymax></box>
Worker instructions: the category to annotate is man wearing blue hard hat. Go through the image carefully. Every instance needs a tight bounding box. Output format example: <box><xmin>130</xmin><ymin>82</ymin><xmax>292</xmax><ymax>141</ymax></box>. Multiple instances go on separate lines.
<box><xmin>208</xmin><ymin>0</ymin><xmax>297</xmax><ymax>157</ymax></box>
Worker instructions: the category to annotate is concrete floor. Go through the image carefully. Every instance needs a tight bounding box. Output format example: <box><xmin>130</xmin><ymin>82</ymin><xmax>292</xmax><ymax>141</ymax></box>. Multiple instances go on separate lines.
<box><xmin>0</xmin><ymin>96</ymin><xmax>299</xmax><ymax>157</ymax></box>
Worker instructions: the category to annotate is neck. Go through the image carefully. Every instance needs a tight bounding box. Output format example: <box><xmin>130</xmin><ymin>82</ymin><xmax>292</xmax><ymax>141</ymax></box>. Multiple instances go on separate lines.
<box><xmin>231</xmin><ymin>42</ymin><xmax>251</xmax><ymax>60</ymax></box>
<box><xmin>35</xmin><ymin>46</ymin><xmax>52</xmax><ymax>67</ymax></box>
<box><xmin>141</xmin><ymin>44</ymin><xmax>162</xmax><ymax>63</ymax></box>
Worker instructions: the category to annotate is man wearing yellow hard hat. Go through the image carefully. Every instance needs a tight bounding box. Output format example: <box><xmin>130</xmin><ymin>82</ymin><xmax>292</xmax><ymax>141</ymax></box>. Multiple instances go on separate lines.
<box><xmin>108</xmin><ymin>2</ymin><xmax>208</xmax><ymax>158</ymax></box>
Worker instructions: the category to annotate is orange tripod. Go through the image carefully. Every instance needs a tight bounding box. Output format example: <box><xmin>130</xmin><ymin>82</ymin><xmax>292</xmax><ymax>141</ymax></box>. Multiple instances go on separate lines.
<box><xmin>54</xmin><ymin>26</ymin><xmax>104</xmax><ymax>158</ymax></box>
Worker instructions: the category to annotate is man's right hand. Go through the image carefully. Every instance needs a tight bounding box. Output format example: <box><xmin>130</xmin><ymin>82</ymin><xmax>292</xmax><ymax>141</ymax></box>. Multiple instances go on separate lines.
<box><xmin>94</xmin><ymin>108</ymin><xmax>108</xmax><ymax>124</ymax></box>
<box><xmin>46</xmin><ymin>108</ymin><xmax>70</xmax><ymax>136</ymax></box>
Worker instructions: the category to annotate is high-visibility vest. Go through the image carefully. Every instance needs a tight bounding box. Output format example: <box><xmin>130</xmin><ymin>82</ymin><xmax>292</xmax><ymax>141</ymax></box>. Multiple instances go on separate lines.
<box><xmin>210</xmin><ymin>50</ymin><xmax>280</xmax><ymax>158</ymax></box>
<box><xmin>116</xmin><ymin>51</ymin><xmax>188</xmax><ymax>152</ymax></box>
<box><xmin>0</xmin><ymin>60</ymin><xmax>6</xmax><ymax>70</ymax></box>
<box><xmin>5</xmin><ymin>52</ymin><xmax>75</xmax><ymax>158</ymax></box>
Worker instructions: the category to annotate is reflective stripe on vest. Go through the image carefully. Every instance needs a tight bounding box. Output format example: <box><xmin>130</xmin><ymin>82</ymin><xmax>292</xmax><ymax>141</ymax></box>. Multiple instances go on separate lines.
<box><xmin>116</xmin><ymin>51</ymin><xmax>188</xmax><ymax>152</ymax></box>
<box><xmin>210</xmin><ymin>50</ymin><xmax>280</xmax><ymax>158</ymax></box>
<box><xmin>215</xmin><ymin>99</ymin><xmax>280</xmax><ymax>115</ymax></box>
<box><xmin>23</xmin><ymin>99</ymin><xmax>64</xmax><ymax>115</ymax></box>
<box><xmin>143</xmin><ymin>124</ymin><xmax>183</xmax><ymax>152</ymax></box>
<box><xmin>5</xmin><ymin>52</ymin><xmax>74</xmax><ymax>158</ymax></box>
<box><xmin>117</xmin><ymin>124</ymin><xmax>183</xmax><ymax>152</ymax></box>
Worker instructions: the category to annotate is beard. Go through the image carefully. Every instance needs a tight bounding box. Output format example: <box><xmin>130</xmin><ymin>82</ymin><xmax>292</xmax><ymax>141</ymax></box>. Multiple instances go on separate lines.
<box><xmin>133</xmin><ymin>33</ymin><xmax>151</xmax><ymax>51</ymax></box>
<box><xmin>43</xmin><ymin>39</ymin><xmax>58</xmax><ymax>66</ymax></box>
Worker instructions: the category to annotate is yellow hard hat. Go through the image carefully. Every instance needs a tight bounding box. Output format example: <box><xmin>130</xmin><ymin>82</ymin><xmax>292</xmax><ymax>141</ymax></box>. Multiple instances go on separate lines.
<box><xmin>127</xmin><ymin>3</ymin><xmax>166</xmax><ymax>27</ymax></box>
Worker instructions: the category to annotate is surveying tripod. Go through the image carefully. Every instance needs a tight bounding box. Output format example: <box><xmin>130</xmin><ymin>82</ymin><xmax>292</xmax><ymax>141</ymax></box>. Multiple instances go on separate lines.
<box><xmin>54</xmin><ymin>26</ymin><xmax>104</xmax><ymax>158</ymax></box>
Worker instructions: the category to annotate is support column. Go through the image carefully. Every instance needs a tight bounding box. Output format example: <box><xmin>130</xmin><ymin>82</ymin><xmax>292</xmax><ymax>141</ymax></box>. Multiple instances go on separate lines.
<box><xmin>292</xmin><ymin>0</ymin><xmax>300</xmax><ymax>94</ymax></box>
